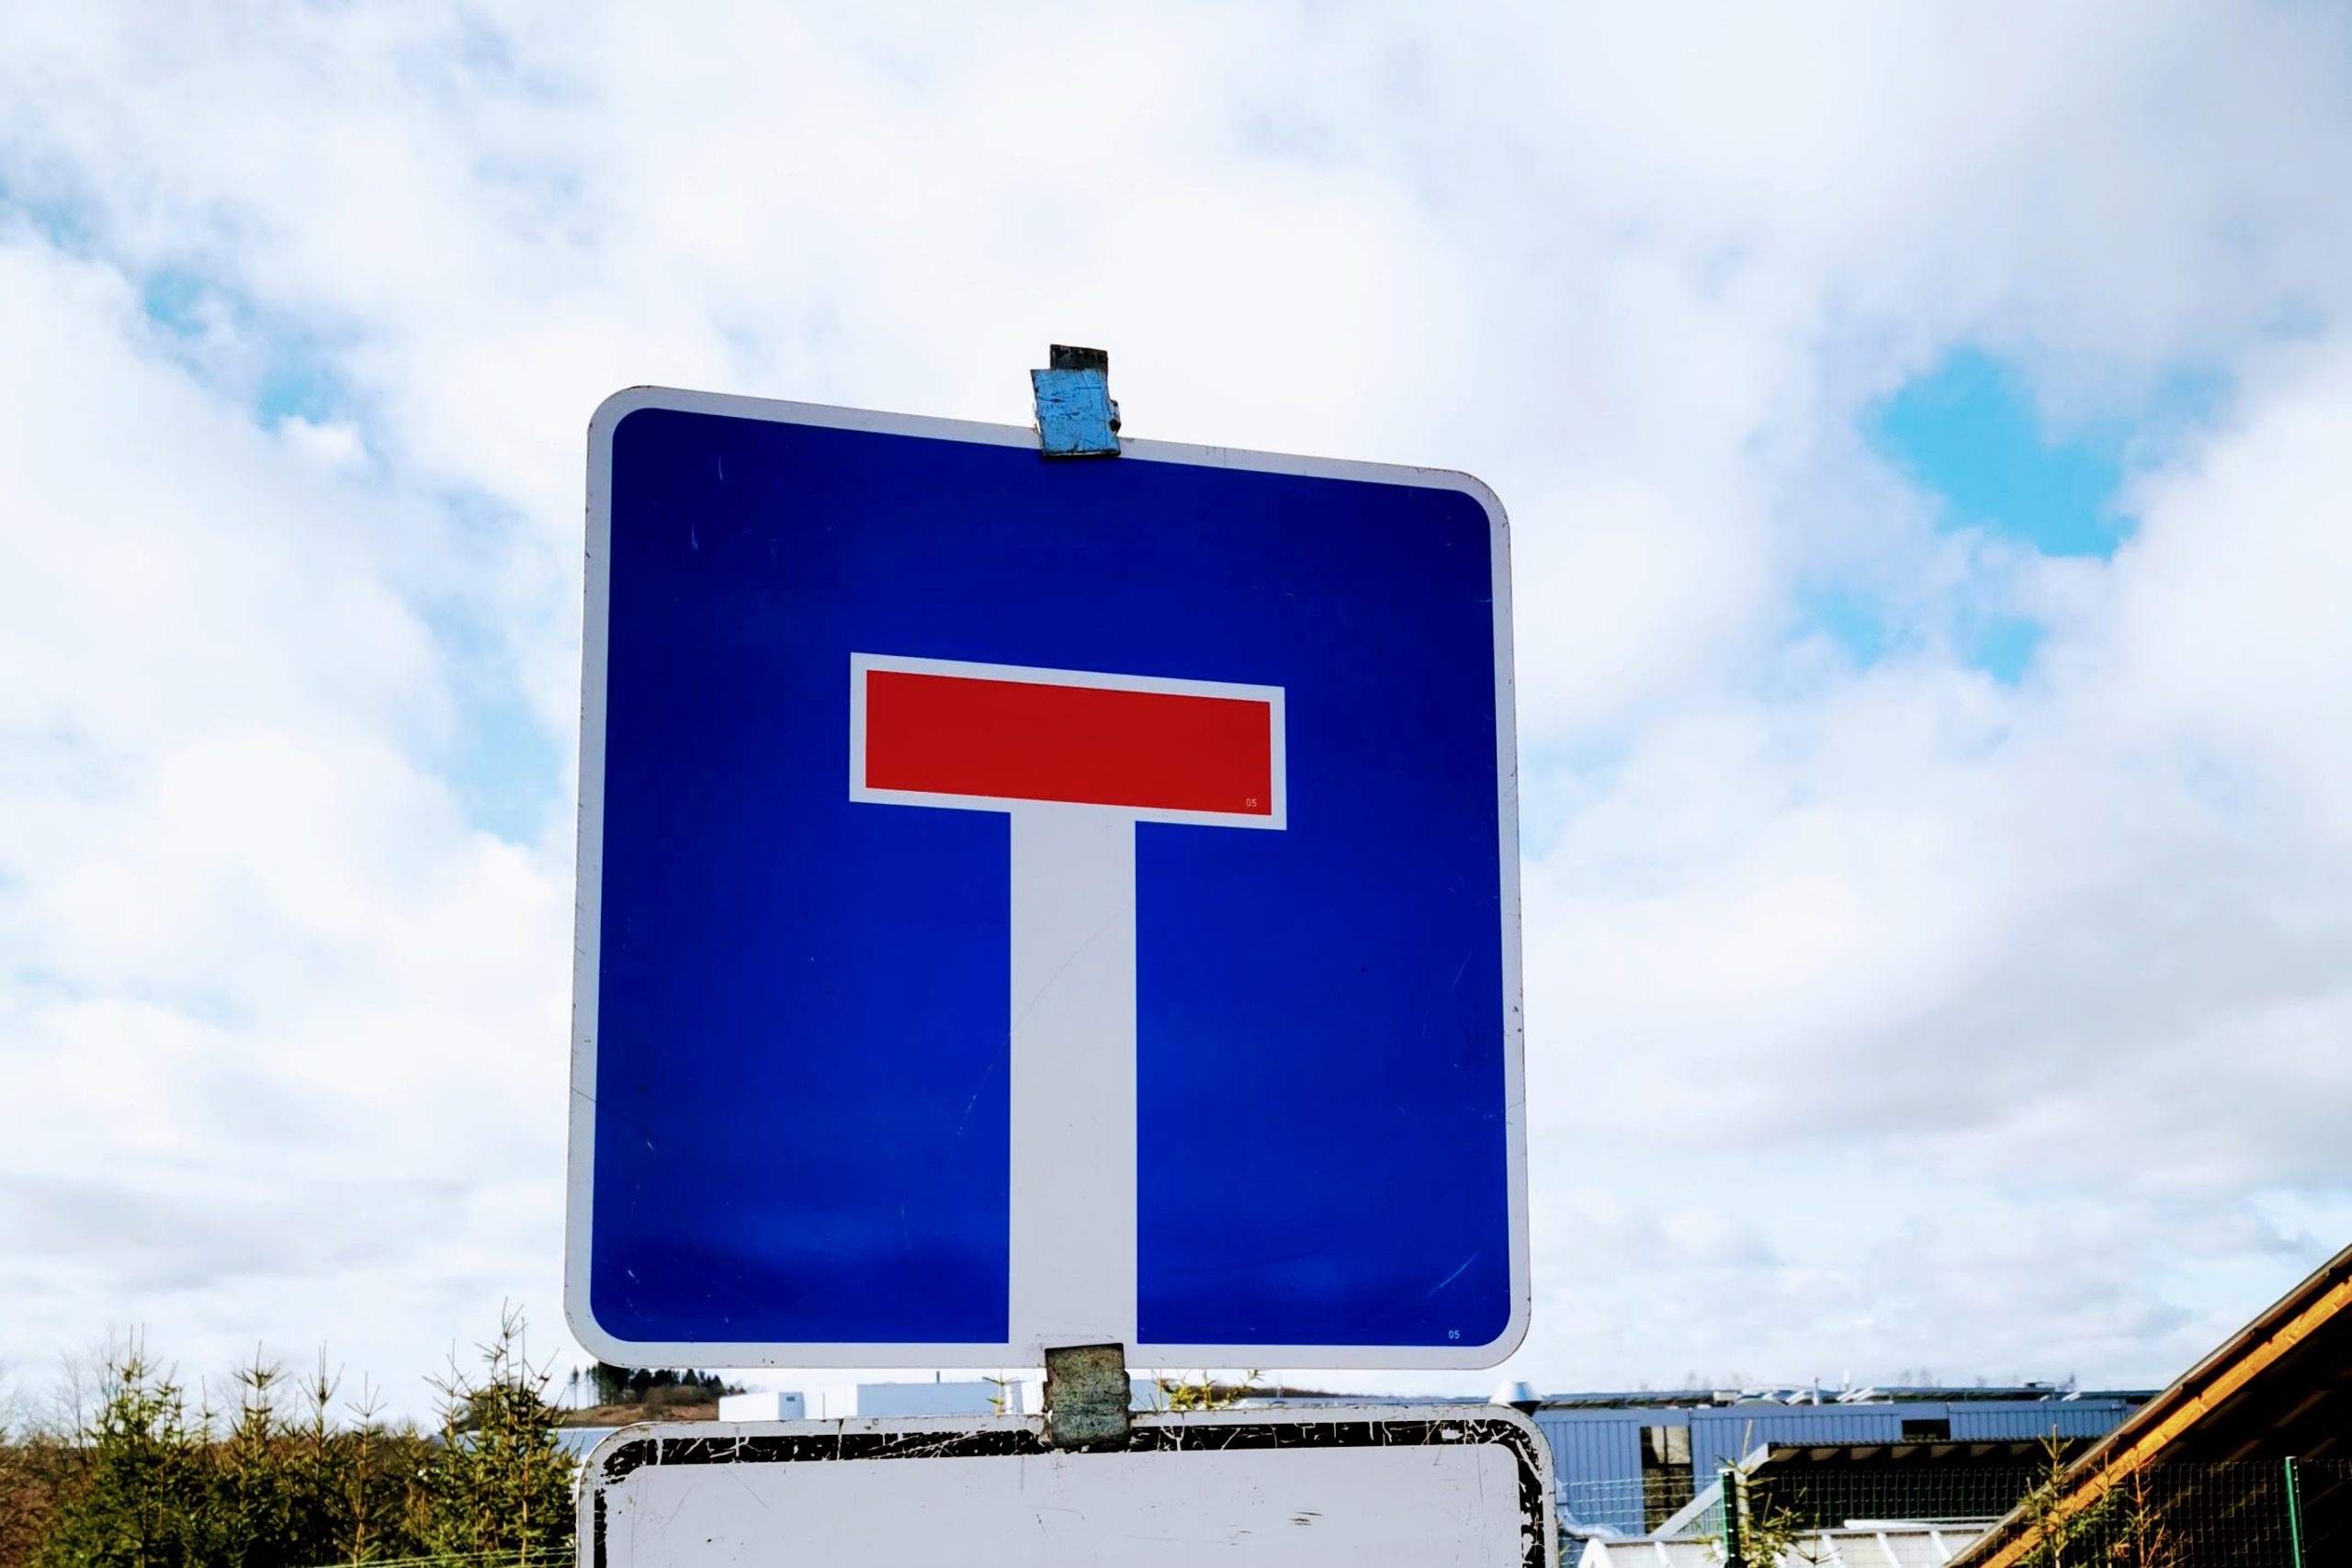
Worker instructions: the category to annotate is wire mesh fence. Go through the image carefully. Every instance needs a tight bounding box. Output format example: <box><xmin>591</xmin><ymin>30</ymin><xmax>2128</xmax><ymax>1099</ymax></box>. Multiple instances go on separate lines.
<box><xmin>1558</xmin><ymin>1473</ymin><xmax>1710</xmax><ymax>1538</ymax></box>
<box><xmin>1562</xmin><ymin>1456</ymin><xmax>2352</xmax><ymax>1567</ymax></box>
<box><xmin>1926</xmin><ymin>1457</ymin><xmax>2352</xmax><ymax>1568</ymax></box>
<box><xmin>1560</xmin><ymin>1464</ymin><xmax>2052</xmax><ymax>1544</ymax></box>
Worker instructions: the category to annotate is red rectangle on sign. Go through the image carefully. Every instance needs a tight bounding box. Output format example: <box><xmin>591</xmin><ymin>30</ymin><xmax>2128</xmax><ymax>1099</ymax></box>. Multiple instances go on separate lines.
<box><xmin>864</xmin><ymin>670</ymin><xmax>1274</xmax><ymax>817</ymax></box>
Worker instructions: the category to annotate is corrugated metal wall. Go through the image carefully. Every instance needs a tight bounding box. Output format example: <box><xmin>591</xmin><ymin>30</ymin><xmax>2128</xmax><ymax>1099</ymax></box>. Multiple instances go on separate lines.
<box><xmin>1948</xmin><ymin>1400</ymin><xmax>2135</xmax><ymax>1440</ymax></box>
<box><xmin>1537</xmin><ymin>1394</ymin><xmax>2145</xmax><ymax>1539</ymax></box>
<box><xmin>1534</xmin><ymin>1412</ymin><xmax>1649</xmax><ymax>1537</ymax></box>
<box><xmin>1688</xmin><ymin>1404</ymin><xmax>1907</xmax><ymax>1474</ymax></box>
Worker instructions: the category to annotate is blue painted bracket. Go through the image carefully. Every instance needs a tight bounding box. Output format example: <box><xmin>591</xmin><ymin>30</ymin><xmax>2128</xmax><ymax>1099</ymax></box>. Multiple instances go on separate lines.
<box><xmin>1031</xmin><ymin>344</ymin><xmax>1122</xmax><ymax>457</ymax></box>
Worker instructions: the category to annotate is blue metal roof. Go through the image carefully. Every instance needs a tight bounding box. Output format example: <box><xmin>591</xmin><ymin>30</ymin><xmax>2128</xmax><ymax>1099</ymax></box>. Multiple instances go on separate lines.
<box><xmin>1533</xmin><ymin>1388</ymin><xmax>2151</xmax><ymax>1540</ymax></box>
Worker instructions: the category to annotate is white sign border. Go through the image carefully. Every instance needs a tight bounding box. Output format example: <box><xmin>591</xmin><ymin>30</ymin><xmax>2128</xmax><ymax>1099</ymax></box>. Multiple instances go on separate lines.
<box><xmin>571</xmin><ymin>385</ymin><xmax>1527</xmax><ymax>1370</ymax></box>
<box><xmin>579</xmin><ymin>1405</ymin><xmax>1556</xmax><ymax>1568</ymax></box>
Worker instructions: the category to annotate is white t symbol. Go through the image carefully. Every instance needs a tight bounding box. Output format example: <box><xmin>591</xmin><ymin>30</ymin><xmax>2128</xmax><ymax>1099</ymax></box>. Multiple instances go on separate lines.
<box><xmin>851</xmin><ymin>652</ymin><xmax>1286</xmax><ymax>1357</ymax></box>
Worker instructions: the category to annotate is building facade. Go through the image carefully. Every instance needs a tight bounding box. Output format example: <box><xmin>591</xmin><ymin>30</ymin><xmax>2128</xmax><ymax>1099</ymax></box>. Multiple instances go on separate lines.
<box><xmin>1529</xmin><ymin>1386</ymin><xmax>2150</xmax><ymax>1539</ymax></box>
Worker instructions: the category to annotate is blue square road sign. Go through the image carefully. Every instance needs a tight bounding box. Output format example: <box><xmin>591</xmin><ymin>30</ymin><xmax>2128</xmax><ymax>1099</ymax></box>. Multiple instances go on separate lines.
<box><xmin>568</xmin><ymin>387</ymin><xmax>1526</xmax><ymax>1369</ymax></box>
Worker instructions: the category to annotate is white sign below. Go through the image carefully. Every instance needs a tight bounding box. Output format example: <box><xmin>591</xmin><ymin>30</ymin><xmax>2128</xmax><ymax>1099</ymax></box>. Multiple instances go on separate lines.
<box><xmin>582</xmin><ymin>1407</ymin><xmax>1555</xmax><ymax>1568</ymax></box>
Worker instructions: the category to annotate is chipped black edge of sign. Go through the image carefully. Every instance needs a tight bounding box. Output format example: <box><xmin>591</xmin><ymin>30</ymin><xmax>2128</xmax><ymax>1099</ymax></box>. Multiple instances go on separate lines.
<box><xmin>589</xmin><ymin>1415</ymin><xmax>1551</xmax><ymax>1568</ymax></box>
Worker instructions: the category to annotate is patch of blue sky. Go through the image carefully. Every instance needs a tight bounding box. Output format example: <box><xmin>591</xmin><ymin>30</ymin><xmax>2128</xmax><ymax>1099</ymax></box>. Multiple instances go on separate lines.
<box><xmin>1870</xmin><ymin>347</ymin><xmax>2132</xmax><ymax>559</ymax></box>
<box><xmin>0</xmin><ymin>176</ymin><xmax>96</xmax><ymax>251</ymax></box>
<box><xmin>1809</xmin><ymin>347</ymin><xmax>2225</xmax><ymax>684</ymax></box>
<box><xmin>1965</xmin><ymin>615</ymin><xmax>2044</xmax><ymax>685</ymax></box>
<box><xmin>130</xmin><ymin>259</ymin><xmax>354</xmax><ymax>431</ymax></box>
<box><xmin>1796</xmin><ymin>585</ymin><xmax>2041</xmax><ymax>682</ymax></box>
<box><xmin>5</xmin><ymin>178</ymin><xmax>354</xmax><ymax>427</ymax></box>
<box><xmin>254</xmin><ymin>358</ymin><xmax>345</xmax><ymax>425</ymax></box>
<box><xmin>1796</xmin><ymin>581</ymin><xmax>2041</xmax><ymax>682</ymax></box>
<box><xmin>424</xmin><ymin>588</ymin><xmax>571</xmax><ymax>846</ymax></box>
<box><xmin>1794</xmin><ymin>584</ymin><xmax>2043</xmax><ymax>685</ymax></box>
<box><xmin>140</xmin><ymin>265</ymin><xmax>216</xmax><ymax>336</ymax></box>
<box><xmin>446</xmin><ymin>686</ymin><xmax>568</xmax><ymax>845</ymax></box>
<box><xmin>1796</xmin><ymin>584</ymin><xmax>1888</xmax><ymax>669</ymax></box>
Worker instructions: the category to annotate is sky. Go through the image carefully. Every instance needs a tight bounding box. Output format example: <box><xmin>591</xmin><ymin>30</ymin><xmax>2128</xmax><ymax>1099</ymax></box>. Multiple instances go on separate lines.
<box><xmin>5</xmin><ymin>1</ymin><xmax>2352</xmax><ymax>1422</ymax></box>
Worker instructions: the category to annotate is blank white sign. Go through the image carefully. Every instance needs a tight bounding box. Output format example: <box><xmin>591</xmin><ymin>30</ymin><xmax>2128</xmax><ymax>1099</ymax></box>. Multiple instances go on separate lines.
<box><xmin>584</xmin><ymin>1410</ymin><xmax>1554</xmax><ymax>1568</ymax></box>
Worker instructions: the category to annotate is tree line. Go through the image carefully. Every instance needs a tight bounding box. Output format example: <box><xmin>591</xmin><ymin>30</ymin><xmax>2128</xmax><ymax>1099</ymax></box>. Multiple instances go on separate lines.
<box><xmin>575</xmin><ymin>1366</ymin><xmax>732</xmax><ymax>1411</ymax></box>
<box><xmin>1</xmin><ymin>1312</ymin><xmax>573</xmax><ymax>1568</ymax></box>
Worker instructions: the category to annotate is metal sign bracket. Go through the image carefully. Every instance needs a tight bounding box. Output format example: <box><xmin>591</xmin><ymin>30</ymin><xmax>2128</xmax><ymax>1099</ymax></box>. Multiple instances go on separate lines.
<box><xmin>1032</xmin><ymin>344</ymin><xmax>1122</xmax><ymax>457</ymax></box>
<box><xmin>1042</xmin><ymin>1342</ymin><xmax>1132</xmax><ymax>1447</ymax></box>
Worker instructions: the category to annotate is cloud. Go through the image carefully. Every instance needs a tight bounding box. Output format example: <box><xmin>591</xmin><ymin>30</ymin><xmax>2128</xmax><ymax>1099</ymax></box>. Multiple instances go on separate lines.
<box><xmin>0</xmin><ymin>237</ymin><xmax>572</xmax><ymax>1404</ymax></box>
<box><xmin>1</xmin><ymin>0</ymin><xmax>2349</xmax><ymax>1412</ymax></box>
<box><xmin>1509</xmin><ymin>343</ymin><xmax>2352</xmax><ymax>1388</ymax></box>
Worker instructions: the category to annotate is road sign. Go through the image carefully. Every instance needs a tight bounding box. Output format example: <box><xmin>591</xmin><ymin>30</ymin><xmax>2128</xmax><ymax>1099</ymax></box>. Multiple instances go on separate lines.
<box><xmin>571</xmin><ymin>386</ymin><xmax>1524</xmax><ymax>1368</ymax></box>
<box><xmin>582</xmin><ymin>1408</ymin><xmax>1556</xmax><ymax>1568</ymax></box>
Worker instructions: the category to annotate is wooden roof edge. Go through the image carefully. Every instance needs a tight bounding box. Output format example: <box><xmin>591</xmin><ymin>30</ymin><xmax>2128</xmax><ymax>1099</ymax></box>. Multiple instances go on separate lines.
<box><xmin>1950</xmin><ymin>1240</ymin><xmax>2352</xmax><ymax>1568</ymax></box>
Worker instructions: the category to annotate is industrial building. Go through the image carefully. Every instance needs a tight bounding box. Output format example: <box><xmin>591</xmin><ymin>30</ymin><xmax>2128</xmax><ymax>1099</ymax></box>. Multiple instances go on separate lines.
<box><xmin>1522</xmin><ymin>1385</ymin><xmax>2150</xmax><ymax>1540</ymax></box>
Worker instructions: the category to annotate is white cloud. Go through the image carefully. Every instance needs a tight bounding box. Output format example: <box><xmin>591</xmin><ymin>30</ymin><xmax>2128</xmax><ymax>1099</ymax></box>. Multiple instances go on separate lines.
<box><xmin>0</xmin><ymin>239</ymin><xmax>571</xmax><ymax>1407</ymax></box>
<box><xmin>1</xmin><ymin>0</ymin><xmax>2350</xmax><ymax>1413</ymax></box>
<box><xmin>1507</xmin><ymin>344</ymin><xmax>2352</xmax><ymax>1388</ymax></box>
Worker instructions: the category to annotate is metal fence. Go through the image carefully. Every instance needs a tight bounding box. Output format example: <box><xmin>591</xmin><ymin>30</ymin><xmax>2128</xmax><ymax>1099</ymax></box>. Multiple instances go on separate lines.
<box><xmin>1915</xmin><ymin>1458</ymin><xmax>2352</xmax><ymax>1568</ymax></box>
<box><xmin>1559</xmin><ymin>1473</ymin><xmax>1710</xmax><ymax>1538</ymax></box>
<box><xmin>1565</xmin><ymin>1457</ymin><xmax>2352</xmax><ymax>1566</ymax></box>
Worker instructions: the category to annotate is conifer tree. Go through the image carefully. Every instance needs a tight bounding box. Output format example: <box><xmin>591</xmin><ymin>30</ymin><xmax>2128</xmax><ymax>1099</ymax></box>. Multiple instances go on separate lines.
<box><xmin>419</xmin><ymin>1310</ymin><xmax>574</xmax><ymax>1568</ymax></box>
<box><xmin>37</xmin><ymin>1357</ymin><xmax>209</xmax><ymax>1568</ymax></box>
